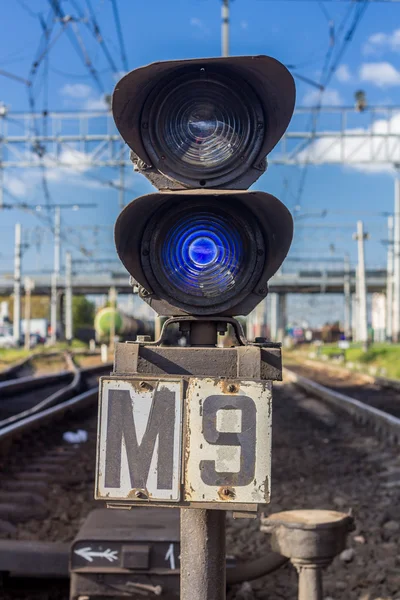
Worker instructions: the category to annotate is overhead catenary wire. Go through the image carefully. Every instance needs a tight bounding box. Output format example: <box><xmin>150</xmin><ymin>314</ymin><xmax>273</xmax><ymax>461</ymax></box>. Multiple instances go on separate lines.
<box><xmin>48</xmin><ymin>0</ymin><xmax>105</xmax><ymax>93</ymax></box>
<box><xmin>294</xmin><ymin>0</ymin><xmax>369</xmax><ymax>211</ymax></box>
<box><xmin>81</xmin><ymin>0</ymin><xmax>120</xmax><ymax>75</ymax></box>
<box><xmin>110</xmin><ymin>0</ymin><xmax>129</xmax><ymax>72</ymax></box>
<box><xmin>26</xmin><ymin>9</ymin><xmax>58</xmax><ymax>220</ymax></box>
<box><xmin>16</xmin><ymin>0</ymin><xmax>40</xmax><ymax>18</ymax></box>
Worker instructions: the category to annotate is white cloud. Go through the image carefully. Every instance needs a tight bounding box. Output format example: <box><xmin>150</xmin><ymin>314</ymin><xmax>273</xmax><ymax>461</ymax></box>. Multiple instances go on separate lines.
<box><xmin>303</xmin><ymin>88</ymin><xmax>343</xmax><ymax>107</ymax></box>
<box><xmin>190</xmin><ymin>17</ymin><xmax>210</xmax><ymax>36</ymax></box>
<box><xmin>190</xmin><ymin>17</ymin><xmax>203</xmax><ymax>27</ymax></box>
<box><xmin>6</xmin><ymin>177</ymin><xmax>27</xmax><ymax>198</ymax></box>
<box><xmin>336</xmin><ymin>64</ymin><xmax>352</xmax><ymax>83</ymax></box>
<box><xmin>363</xmin><ymin>29</ymin><xmax>400</xmax><ymax>55</ymax></box>
<box><xmin>4</xmin><ymin>147</ymin><xmax>112</xmax><ymax>200</ymax></box>
<box><xmin>60</xmin><ymin>83</ymin><xmax>92</xmax><ymax>98</ymax></box>
<box><xmin>84</xmin><ymin>96</ymin><xmax>109</xmax><ymax>110</ymax></box>
<box><xmin>359</xmin><ymin>62</ymin><xmax>400</xmax><ymax>87</ymax></box>
<box><xmin>290</xmin><ymin>110</ymin><xmax>400</xmax><ymax>174</ymax></box>
<box><xmin>60</xmin><ymin>84</ymin><xmax>110</xmax><ymax>112</ymax></box>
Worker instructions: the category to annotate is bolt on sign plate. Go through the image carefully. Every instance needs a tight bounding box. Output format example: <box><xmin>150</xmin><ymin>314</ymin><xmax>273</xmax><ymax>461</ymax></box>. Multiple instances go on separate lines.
<box><xmin>96</xmin><ymin>377</ymin><xmax>183</xmax><ymax>502</ymax></box>
<box><xmin>184</xmin><ymin>378</ymin><xmax>272</xmax><ymax>504</ymax></box>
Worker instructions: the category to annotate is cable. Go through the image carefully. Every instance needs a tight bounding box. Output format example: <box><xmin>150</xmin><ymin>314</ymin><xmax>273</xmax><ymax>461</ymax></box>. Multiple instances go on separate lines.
<box><xmin>0</xmin><ymin>70</ymin><xmax>31</xmax><ymax>87</ymax></box>
<box><xmin>318</xmin><ymin>0</ymin><xmax>332</xmax><ymax>21</ymax></box>
<box><xmin>16</xmin><ymin>0</ymin><xmax>39</xmax><ymax>18</ymax></box>
<box><xmin>48</xmin><ymin>0</ymin><xmax>105</xmax><ymax>93</ymax></box>
<box><xmin>27</xmin><ymin>12</ymin><xmax>57</xmax><ymax>216</ymax></box>
<box><xmin>294</xmin><ymin>1</ymin><xmax>369</xmax><ymax>211</ymax></box>
<box><xmin>83</xmin><ymin>0</ymin><xmax>120</xmax><ymax>74</ymax></box>
<box><xmin>110</xmin><ymin>0</ymin><xmax>129</xmax><ymax>71</ymax></box>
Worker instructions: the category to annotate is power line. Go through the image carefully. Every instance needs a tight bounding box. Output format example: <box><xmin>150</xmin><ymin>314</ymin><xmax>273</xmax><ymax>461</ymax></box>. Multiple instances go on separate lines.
<box><xmin>83</xmin><ymin>0</ymin><xmax>119</xmax><ymax>75</ymax></box>
<box><xmin>48</xmin><ymin>0</ymin><xmax>105</xmax><ymax>93</ymax></box>
<box><xmin>294</xmin><ymin>0</ymin><xmax>369</xmax><ymax>211</ymax></box>
<box><xmin>16</xmin><ymin>0</ymin><xmax>40</xmax><ymax>18</ymax></box>
<box><xmin>0</xmin><ymin>70</ymin><xmax>31</xmax><ymax>87</ymax></box>
<box><xmin>110</xmin><ymin>0</ymin><xmax>129</xmax><ymax>72</ymax></box>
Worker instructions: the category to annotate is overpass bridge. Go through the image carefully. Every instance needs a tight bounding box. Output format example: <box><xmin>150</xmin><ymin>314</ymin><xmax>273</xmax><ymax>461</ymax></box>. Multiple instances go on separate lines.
<box><xmin>0</xmin><ymin>269</ymin><xmax>388</xmax><ymax>296</ymax></box>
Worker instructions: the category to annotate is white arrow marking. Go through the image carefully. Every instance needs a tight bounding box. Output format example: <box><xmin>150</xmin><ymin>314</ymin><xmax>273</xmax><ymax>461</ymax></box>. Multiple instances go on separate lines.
<box><xmin>74</xmin><ymin>547</ymin><xmax>119</xmax><ymax>563</ymax></box>
<box><xmin>165</xmin><ymin>543</ymin><xmax>176</xmax><ymax>570</ymax></box>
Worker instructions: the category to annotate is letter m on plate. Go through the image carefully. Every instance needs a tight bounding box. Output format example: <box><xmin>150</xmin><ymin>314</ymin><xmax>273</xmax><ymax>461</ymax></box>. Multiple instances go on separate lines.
<box><xmin>96</xmin><ymin>378</ymin><xmax>183</xmax><ymax>502</ymax></box>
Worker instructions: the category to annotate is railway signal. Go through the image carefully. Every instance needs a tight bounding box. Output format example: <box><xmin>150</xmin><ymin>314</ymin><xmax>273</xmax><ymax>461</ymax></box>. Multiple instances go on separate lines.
<box><xmin>113</xmin><ymin>55</ymin><xmax>294</xmax><ymax>316</ymax></box>
<box><xmin>95</xmin><ymin>54</ymin><xmax>295</xmax><ymax>600</ymax></box>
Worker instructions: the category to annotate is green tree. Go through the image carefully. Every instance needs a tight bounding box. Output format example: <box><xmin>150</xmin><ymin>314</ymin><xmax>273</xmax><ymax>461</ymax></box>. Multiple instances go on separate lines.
<box><xmin>72</xmin><ymin>296</ymin><xmax>95</xmax><ymax>333</ymax></box>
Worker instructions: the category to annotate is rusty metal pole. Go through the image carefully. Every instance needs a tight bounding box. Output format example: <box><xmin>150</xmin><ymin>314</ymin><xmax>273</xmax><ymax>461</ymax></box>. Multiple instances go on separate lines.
<box><xmin>181</xmin><ymin>320</ymin><xmax>226</xmax><ymax>600</ymax></box>
<box><xmin>180</xmin><ymin>508</ymin><xmax>226</xmax><ymax>600</ymax></box>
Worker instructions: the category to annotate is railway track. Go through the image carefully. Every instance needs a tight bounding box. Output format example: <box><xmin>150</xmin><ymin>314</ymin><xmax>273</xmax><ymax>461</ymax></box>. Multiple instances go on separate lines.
<box><xmin>0</xmin><ymin>359</ymin><xmax>112</xmax><ymax>537</ymax></box>
<box><xmin>0</xmin><ymin>350</ymin><xmax>103</xmax><ymax>383</ymax></box>
<box><xmin>0</xmin><ymin>355</ymin><xmax>34</xmax><ymax>382</ymax></box>
<box><xmin>0</xmin><ymin>355</ymin><xmax>107</xmax><ymax>425</ymax></box>
<box><xmin>284</xmin><ymin>360</ymin><xmax>400</xmax><ymax>441</ymax></box>
<box><xmin>1</xmin><ymin>359</ymin><xmax>400</xmax><ymax>599</ymax></box>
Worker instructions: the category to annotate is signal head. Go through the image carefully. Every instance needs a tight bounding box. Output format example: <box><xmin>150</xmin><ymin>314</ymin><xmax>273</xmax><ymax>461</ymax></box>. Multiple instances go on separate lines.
<box><xmin>115</xmin><ymin>191</ymin><xmax>293</xmax><ymax>317</ymax></box>
<box><xmin>112</xmin><ymin>56</ymin><xmax>295</xmax><ymax>190</ymax></box>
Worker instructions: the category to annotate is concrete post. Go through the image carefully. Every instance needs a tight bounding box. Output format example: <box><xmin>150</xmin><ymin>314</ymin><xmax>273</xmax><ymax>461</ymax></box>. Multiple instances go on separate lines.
<box><xmin>50</xmin><ymin>273</ymin><xmax>57</xmax><ymax>344</ymax></box>
<box><xmin>50</xmin><ymin>207</ymin><xmax>61</xmax><ymax>344</ymax></box>
<box><xmin>392</xmin><ymin>179</ymin><xmax>400</xmax><ymax>341</ymax></box>
<box><xmin>278</xmin><ymin>293</ymin><xmax>287</xmax><ymax>341</ymax></box>
<box><xmin>221</xmin><ymin>0</ymin><xmax>229</xmax><ymax>58</ymax></box>
<box><xmin>354</xmin><ymin>221</ymin><xmax>368</xmax><ymax>349</ymax></box>
<box><xmin>343</xmin><ymin>254</ymin><xmax>351</xmax><ymax>339</ymax></box>
<box><xmin>13</xmin><ymin>223</ymin><xmax>22</xmax><ymax>343</ymax></box>
<box><xmin>23</xmin><ymin>277</ymin><xmax>34</xmax><ymax>350</ymax></box>
<box><xmin>270</xmin><ymin>293</ymin><xmax>278</xmax><ymax>342</ymax></box>
<box><xmin>386</xmin><ymin>215</ymin><xmax>394</xmax><ymax>341</ymax></box>
<box><xmin>65</xmin><ymin>252</ymin><xmax>73</xmax><ymax>342</ymax></box>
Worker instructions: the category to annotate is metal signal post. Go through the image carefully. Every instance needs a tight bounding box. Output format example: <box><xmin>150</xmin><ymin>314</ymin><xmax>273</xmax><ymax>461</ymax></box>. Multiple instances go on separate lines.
<box><xmin>94</xmin><ymin>54</ymin><xmax>295</xmax><ymax>600</ymax></box>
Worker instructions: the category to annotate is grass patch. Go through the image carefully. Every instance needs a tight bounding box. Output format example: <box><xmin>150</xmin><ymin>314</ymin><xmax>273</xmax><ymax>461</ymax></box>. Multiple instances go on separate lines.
<box><xmin>0</xmin><ymin>339</ymin><xmax>88</xmax><ymax>367</ymax></box>
<box><xmin>0</xmin><ymin>347</ymin><xmax>31</xmax><ymax>365</ymax></box>
<box><xmin>290</xmin><ymin>342</ymin><xmax>400</xmax><ymax>380</ymax></box>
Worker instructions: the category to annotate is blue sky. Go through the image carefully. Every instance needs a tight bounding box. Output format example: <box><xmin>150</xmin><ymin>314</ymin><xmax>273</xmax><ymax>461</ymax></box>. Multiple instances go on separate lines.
<box><xmin>1</xmin><ymin>0</ymin><xmax>400</xmax><ymax>324</ymax></box>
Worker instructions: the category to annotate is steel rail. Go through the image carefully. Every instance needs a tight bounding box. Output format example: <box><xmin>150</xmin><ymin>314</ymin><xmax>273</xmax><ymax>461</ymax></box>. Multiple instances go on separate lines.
<box><xmin>0</xmin><ymin>350</ymin><xmax>76</xmax><ymax>382</ymax></box>
<box><xmin>284</xmin><ymin>367</ymin><xmax>400</xmax><ymax>441</ymax></box>
<box><xmin>0</xmin><ymin>386</ymin><xmax>99</xmax><ymax>443</ymax></box>
<box><xmin>0</xmin><ymin>361</ymin><xmax>111</xmax><ymax>429</ymax></box>
<box><xmin>0</xmin><ymin>370</ymin><xmax>72</xmax><ymax>397</ymax></box>
<box><xmin>0</xmin><ymin>355</ymin><xmax>33</xmax><ymax>382</ymax></box>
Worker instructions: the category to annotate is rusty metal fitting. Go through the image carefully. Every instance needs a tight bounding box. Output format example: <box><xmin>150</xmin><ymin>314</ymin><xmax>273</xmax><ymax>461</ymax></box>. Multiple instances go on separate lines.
<box><xmin>139</xmin><ymin>381</ymin><xmax>153</xmax><ymax>391</ymax></box>
<box><xmin>218</xmin><ymin>486</ymin><xmax>235</xmax><ymax>500</ymax></box>
<box><xmin>134</xmin><ymin>490</ymin><xmax>148</xmax><ymax>499</ymax></box>
<box><xmin>227</xmin><ymin>383</ymin><xmax>238</xmax><ymax>393</ymax></box>
<box><xmin>136</xmin><ymin>334</ymin><xmax>152</xmax><ymax>343</ymax></box>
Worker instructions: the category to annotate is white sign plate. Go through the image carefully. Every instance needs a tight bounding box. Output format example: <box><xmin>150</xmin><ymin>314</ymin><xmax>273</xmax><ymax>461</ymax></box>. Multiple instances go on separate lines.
<box><xmin>96</xmin><ymin>377</ymin><xmax>183</xmax><ymax>502</ymax></box>
<box><xmin>184</xmin><ymin>378</ymin><xmax>272</xmax><ymax>504</ymax></box>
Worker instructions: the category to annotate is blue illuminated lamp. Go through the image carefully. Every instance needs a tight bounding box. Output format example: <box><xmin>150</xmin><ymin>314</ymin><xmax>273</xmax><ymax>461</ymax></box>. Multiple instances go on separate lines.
<box><xmin>161</xmin><ymin>213</ymin><xmax>243</xmax><ymax>299</ymax></box>
<box><xmin>188</xmin><ymin>237</ymin><xmax>218</xmax><ymax>266</ymax></box>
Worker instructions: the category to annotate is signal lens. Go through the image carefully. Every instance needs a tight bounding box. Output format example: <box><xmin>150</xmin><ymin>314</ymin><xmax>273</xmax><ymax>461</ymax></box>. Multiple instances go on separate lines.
<box><xmin>161</xmin><ymin>86</ymin><xmax>245</xmax><ymax>169</ymax></box>
<box><xmin>162</xmin><ymin>212</ymin><xmax>243</xmax><ymax>298</ymax></box>
<box><xmin>143</xmin><ymin>70</ymin><xmax>264</xmax><ymax>186</ymax></box>
<box><xmin>142</xmin><ymin>199</ymin><xmax>265</xmax><ymax>311</ymax></box>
